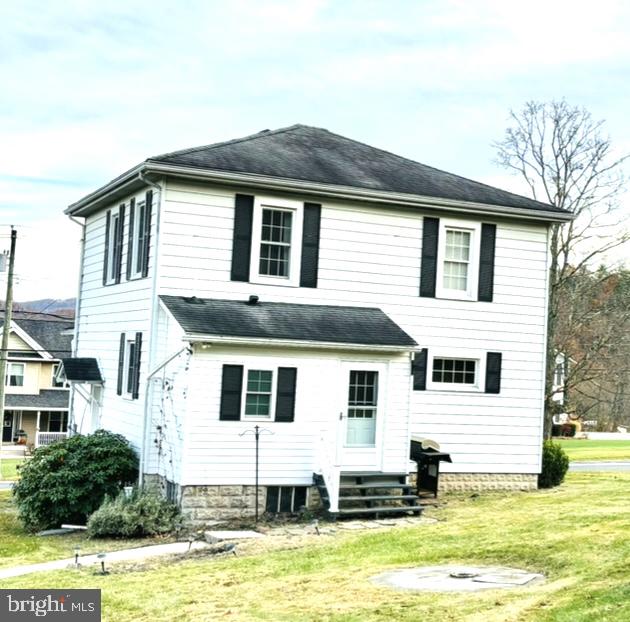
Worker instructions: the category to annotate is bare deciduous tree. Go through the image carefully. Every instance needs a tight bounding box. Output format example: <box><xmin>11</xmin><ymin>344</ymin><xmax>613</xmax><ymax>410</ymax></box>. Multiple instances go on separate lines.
<box><xmin>495</xmin><ymin>100</ymin><xmax>629</xmax><ymax>437</ymax></box>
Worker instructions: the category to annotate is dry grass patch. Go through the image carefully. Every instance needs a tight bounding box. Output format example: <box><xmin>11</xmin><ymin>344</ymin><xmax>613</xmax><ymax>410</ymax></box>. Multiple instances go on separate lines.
<box><xmin>2</xmin><ymin>473</ymin><xmax>630</xmax><ymax>621</ymax></box>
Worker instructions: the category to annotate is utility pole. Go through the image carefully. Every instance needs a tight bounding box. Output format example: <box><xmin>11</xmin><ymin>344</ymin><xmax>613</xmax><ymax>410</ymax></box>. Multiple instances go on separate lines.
<box><xmin>0</xmin><ymin>227</ymin><xmax>17</xmax><ymax>474</ymax></box>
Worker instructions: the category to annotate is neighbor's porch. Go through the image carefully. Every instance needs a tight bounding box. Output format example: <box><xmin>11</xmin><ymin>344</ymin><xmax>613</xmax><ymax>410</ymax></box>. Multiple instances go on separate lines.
<box><xmin>2</xmin><ymin>409</ymin><xmax>69</xmax><ymax>448</ymax></box>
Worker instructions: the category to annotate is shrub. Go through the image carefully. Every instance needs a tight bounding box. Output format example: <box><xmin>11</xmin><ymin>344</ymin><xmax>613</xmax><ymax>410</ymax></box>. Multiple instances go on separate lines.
<box><xmin>538</xmin><ymin>440</ymin><xmax>570</xmax><ymax>488</ymax></box>
<box><xmin>87</xmin><ymin>488</ymin><xmax>182</xmax><ymax>538</ymax></box>
<box><xmin>12</xmin><ymin>430</ymin><xmax>138</xmax><ymax>532</ymax></box>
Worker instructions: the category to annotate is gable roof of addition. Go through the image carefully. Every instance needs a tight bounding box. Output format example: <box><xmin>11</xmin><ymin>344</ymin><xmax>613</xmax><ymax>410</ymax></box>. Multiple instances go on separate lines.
<box><xmin>67</xmin><ymin>125</ymin><xmax>573</xmax><ymax>222</ymax></box>
<box><xmin>160</xmin><ymin>295</ymin><xmax>418</xmax><ymax>350</ymax></box>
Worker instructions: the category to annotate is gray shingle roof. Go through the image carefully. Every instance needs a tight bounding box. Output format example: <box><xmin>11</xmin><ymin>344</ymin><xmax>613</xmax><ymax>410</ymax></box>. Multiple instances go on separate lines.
<box><xmin>160</xmin><ymin>295</ymin><xmax>417</xmax><ymax>349</ymax></box>
<box><xmin>59</xmin><ymin>358</ymin><xmax>103</xmax><ymax>383</ymax></box>
<box><xmin>5</xmin><ymin>390</ymin><xmax>70</xmax><ymax>410</ymax></box>
<box><xmin>1</xmin><ymin>313</ymin><xmax>73</xmax><ymax>359</ymax></box>
<box><xmin>150</xmin><ymin>124</ymin><xmax>562</xmax><ymax>213</ymax></box>
<box><xmin>14</xmin><ymin>319</ymin><xmax>73</xmax><ymax>359</ymax></box>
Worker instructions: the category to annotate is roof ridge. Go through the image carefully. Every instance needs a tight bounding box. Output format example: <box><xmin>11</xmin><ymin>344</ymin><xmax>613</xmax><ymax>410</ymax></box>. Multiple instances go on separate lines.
<box><xmin>148</xmin><ymin>124</ymin><xmax>311</xmax><ymax>161</ymax></box>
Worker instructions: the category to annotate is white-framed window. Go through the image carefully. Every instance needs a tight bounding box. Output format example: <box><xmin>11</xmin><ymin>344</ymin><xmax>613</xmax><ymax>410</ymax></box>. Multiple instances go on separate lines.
<box><xmin>427</xmin><ymin>352</ymin><xmax>484</xmax><ymax>392</ymax></box>
<box><xmin>47</xmin><ymin>411</ymin><xmax>68</xmax><ymax>433</ymax></box>
<box><xmin>105</xmin><ymin>208</ymin><xmax>121</xmax><ymax>285</ymax></box>
<box><xmin>129</xmin><ymin>200</ymin><xmax>148</xmax><ymax>279</ymax></box>
<box><xmin>436</xmin><ymin>219</ymin><xmax>481</xmax><ymax>300</ymax></box>
<box><xmin>51</xmin><ymin>364</ymin><xmax>68</xmax><ymax>388</ymax></box>
<box><xmin>5</xmin><ymin>362</ymin><xmax>25</xmax><ymax>387</ymax></box>
<box><xmin>242</xmin><ymin>368</ymin><xmax>275</xmax><ymax>419</ymax></box>
<box><xmin>124</xmin><ymin>339</ymin><xmax>137</xmax><ymax>397</ymax></box>
<box><xmin>250</xmin><ymin>196</ymin><xmax>303</xmax><ymax>287</ymax></box>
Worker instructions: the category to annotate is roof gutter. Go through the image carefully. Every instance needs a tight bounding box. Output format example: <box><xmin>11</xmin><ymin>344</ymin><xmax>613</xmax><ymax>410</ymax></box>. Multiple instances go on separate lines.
<box><xmin>185</xmin><ymin>333</ymin><xmax>418</xmax><ymax>352</ymax></box>
<box><xmin>66</xmin><ymin>162</ymin><xmax>574</xmax><ymax>224</ymax></box>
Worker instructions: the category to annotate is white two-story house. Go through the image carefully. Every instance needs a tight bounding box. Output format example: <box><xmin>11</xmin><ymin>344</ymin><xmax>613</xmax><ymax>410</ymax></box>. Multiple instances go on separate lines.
<box><xmin>62</xmin><ymin>125</ymin><xmax>571</xmax><ymax>523</ymax></box>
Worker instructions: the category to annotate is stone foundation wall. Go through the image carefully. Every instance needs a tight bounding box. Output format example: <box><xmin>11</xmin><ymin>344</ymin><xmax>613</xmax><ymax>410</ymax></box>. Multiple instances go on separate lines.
<box><xmin>180</xmin><ymin>485</ymin><xmax>263</xmax><ymax>525</ymax></box>
<box><xmin>437</xmin><ymin>473</ymin><xmax>538</xmax><ymax>493</ymax></box>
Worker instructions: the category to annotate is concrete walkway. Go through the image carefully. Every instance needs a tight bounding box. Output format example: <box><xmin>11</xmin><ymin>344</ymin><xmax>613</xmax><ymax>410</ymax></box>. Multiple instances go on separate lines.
<box><xmin>569</xmin><ymin>461</ymin><xmax>630</xmax><ymax>472</ymax></box>
<box><xmin>0</xmin><ymin>540</ymin><xmax>211</xmax><ymax>580</ymax></box>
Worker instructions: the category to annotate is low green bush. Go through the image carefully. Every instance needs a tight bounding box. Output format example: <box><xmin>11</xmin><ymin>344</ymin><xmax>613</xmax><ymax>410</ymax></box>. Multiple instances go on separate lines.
<box><xmin>539</xmin><ymin>439</ymin><xmax>570</xmax><ymax>488</ymax></box>
<box><xmin>87</xmin><ymin>488</ymin><xmax>182</xmax><ymax>538</ymax></box>
<box><xmin>12</xmin><ymin>430</ymin><xmax>138</xmax><ymax>532</ymax></box>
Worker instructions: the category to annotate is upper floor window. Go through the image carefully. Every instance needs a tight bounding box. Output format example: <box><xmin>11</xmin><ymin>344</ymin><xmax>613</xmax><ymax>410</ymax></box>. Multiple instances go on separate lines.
<box><xmin>103</xmin><ymin>206</ymin><xmax>125</xmax><ymax>286</ymax></box>
<box><xmin>5</xmin><ymin>362</ymin><xmax>25</xmax><ymax>387</ymax></box>
<box><xmin>435</xmin><ymin>219</ymin><xmax>480</xmax><ymax>301</ymax></box>
<box><xmin>127</xmin><ymin>196</ymin><xmax>151</xmax><ymax>280</ymax></box>
<box><xmin>51</xmin><ymin>363</ymin><xmax>68</xmax><ymax>388</ymax></box>
<box><xmin>250</xmin><ymin>197</ymin><xmax>303</xmax><ymax>287</ymax></box>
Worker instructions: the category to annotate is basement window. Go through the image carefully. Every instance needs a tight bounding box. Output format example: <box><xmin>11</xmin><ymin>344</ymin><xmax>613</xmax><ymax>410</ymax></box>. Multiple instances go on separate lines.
<box><xmin>266</xmin><ymin>486</ymin><xmax>308</xmax><ymax>513</ymax></box>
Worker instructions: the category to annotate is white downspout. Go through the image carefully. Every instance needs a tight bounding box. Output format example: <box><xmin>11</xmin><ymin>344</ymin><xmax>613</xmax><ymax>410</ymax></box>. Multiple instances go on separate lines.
<box><xmin>68</xmin><ymin>216</ymin><xmax>86</xmax><ymax>435</ymax></box>
<box><xmin>138</xmin><ymin>171</ymin><xmax>163</xmax><ymax>487</ymax></box>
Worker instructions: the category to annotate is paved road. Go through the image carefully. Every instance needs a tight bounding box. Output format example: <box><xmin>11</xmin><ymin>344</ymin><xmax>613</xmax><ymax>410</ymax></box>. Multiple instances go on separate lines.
<box><xmin>569</xmin><ymin>461</ymin><xmax>630</xmax><ymax>472</ymax></box>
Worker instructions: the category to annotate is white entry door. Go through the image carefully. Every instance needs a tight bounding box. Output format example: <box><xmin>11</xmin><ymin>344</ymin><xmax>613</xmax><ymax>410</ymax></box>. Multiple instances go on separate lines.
<box><xmin>338</xmin><ymin>363</ymin><xmax>386</xmax><ymax>471</ymax></box>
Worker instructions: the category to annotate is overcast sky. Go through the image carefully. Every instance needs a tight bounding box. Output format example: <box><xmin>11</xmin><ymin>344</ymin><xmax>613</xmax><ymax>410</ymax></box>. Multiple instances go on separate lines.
<box><xmin>1</xmin><ymin>0</ymin><xmax>629</xmax><ymax>301</ymax></box>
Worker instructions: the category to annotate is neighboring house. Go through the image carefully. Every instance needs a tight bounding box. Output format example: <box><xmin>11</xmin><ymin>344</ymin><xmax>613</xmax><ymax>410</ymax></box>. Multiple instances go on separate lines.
<box><xmin>62</xmin><ymin>125</ymin><xmax>572</xmax><ymax>522</ymax></box>
<box><xmin>1</xmin><ymin>312</ymin><xmax>73</xmax><ymax>447</ymax></box>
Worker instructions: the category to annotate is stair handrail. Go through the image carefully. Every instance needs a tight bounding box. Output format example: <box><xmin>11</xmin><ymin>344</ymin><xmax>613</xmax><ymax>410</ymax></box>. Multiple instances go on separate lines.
<box><xmin>317</xmin><ymin>430</ymin><xmax>340</xmax><ymax>513</ymax></box>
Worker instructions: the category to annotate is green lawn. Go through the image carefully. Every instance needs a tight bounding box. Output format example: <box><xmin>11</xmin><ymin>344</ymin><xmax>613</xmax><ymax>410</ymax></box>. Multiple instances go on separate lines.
<box><xmin>0</xmin><ymin>458</ymin><xmax>24</xmax><ymax>481</ymax></box>
<box><xmin>0</xmin><ymin>492</ymin><xmax>171</xmax><ymax>569</ymax></box>
<box><xmin>2</xmin><ymin>473</ymin><xmax>630</xmax><ymax>621</ymax></box>
<box><xmin>556</xmin><ymin>439</ymin><xmax>630</xmax><ymax>462</ymax></box>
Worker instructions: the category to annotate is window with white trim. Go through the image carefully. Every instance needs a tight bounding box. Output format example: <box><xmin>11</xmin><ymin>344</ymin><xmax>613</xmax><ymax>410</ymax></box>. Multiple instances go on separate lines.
<box><xmin>5</xmin><ymin>363</ymin><xmax>25</xmax><ymax>387</ymax></box>
<box><xmin>250</xmin><ymin>197</ymin><xmax>303</xmax><ymax>286</ymax></box>
<box><xmin>427</xmin><ymin>352</ymin><xmax>484</xmax><ymax>392</ymax></box>
<box><xmin>243</xmin><ymin>369</ymin><xmax>274</xmax><ymax>418</ymax></box>
<box><xmin>436</xmin><ymin>219</ymin><xmax>480</xmax><ymax>300</ymax></box>
<box><xmin>51</xmin><ymin>364</ymin><xmax>68</xmax><ymax>388</ymax></box>
<box><xmin>130</xmin><ymin>200</ymin><xmax>148</xmax><ymax>279</ymax></box>
<box><xmin>124</xmin><ymin>339</ymin><xmax>137</xmax><ymax>397</ymax></box>
<box><xmin>105</xmin><ymin>209</ymin><xmax>121</xmax><ymax>285</ymax></box>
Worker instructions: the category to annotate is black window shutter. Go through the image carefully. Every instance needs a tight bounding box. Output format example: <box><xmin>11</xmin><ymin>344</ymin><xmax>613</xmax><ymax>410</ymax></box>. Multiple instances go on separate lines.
<box><xmin>300</xmin><ymin>203</ymin><xmax>321</xmax><ymax>288</ymax></box>
<box><xmin>485</xmin><ymin>352</ymin><xmax>502</xmax><ymax>394</ymax></box>
<box><xmin>420</xmin><ymin>217</ymin><xmax>439</xmax><ymax>297</ymax></box>
<box><xmin>275</xmin><ymin>367</ymin><xmax>297</xmax><ymax>422</ymax></box>
<box><xmin>132</xmin><ymin>332</ymin><xmax>142</xmax><ymax>399</ymax></box>
<box><xmin>115</xmin><ymin>204</ymin><xmax>125</xmax><ymax>284</ymax></box>
<box><xmin>230</xmin><ymin>194</ymin><xmax>254</xmax><ymax>282</ymax></box>
<box><xmin>219</xmin><ymin>365</ymin><xmax>244</xmax><ymax>421</ymax></box>
<box><xmin>102</xmin><ymin>210</ymin><xmax>111</xmax><ymax>286</ymax></box>
<box><xmin>478</xmin><ymin>223</ymin><xmax>496</xmax><ymax>302</ymax></box>
<box><xmin>142</xmin><ymin>190</ymin><xmax>152</xmax><ymax>278</ymax></box>
<box><xmin>117</xmin><ymin>333</ymin><xmax>125</xmax><ymax>395</ymax></box>
<box><xmin>412</xmin><ymin>349</ymin><xmax>428</xmax><ymax>391</ymax></box>
<box><xmin>126</xmin><ymin>198</ymin><xmax>135</xmax><ymax>280</ymax></box>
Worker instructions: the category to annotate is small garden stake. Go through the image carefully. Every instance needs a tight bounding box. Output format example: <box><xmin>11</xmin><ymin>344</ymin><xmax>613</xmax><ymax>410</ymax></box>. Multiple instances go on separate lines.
<box><xmin>239</xmin><ymin>425</ymin><xmax>273</xmax><ymax>523</ymax></box>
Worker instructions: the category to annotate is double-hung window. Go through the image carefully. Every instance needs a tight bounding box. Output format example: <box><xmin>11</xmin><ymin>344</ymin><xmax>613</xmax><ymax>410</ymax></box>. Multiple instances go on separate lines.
<box><xmin>250</xmin><ymin>197</ymin><xmax>303</xmax><ymax>286</ymax></box>
<box><xmin>436</xmin><ymin>219</ymin><xmax>480</xmax><ymax>300</ymax></box>
<box><xmin>5</xmin><ymin>362</ymin><xmax>25</xmax><ymax>387</ymax></box>
<box><xmin>243</xmin><ymin>369</ymin><xmax>274</xmax><ymax>419</ymax></box>
<box><xmin>125</xmin><ymin>339</ymin><xmax>137</xmax><ymax>397</ymax></box>
<box><xmin>104</xmin><ymin>209</ymin><xmax>122</xmax><ymax>285</ymax></box>
<box><xmin>128</xmin><ymin>199</ymin><xmax>150</xmax><ymax>280</ymax></box>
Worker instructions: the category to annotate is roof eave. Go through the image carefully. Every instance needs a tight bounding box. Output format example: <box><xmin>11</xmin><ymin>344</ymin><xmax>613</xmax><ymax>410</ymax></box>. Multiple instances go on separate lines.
<box><xmin>66</xmin><ymin>161</ymin><xmax>574</xmax><ymax>223</ymax></box>
<box><xmin>184</xmin><ymin>333</ymin><xmax>417</xmax><ymax>352</ymax></box>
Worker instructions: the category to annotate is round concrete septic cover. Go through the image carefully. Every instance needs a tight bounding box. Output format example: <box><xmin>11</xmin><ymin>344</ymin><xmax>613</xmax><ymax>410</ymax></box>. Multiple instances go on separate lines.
<box><xmin>371</xmin><ymin>565</ymin><xmax>545</xmax><ymax>592</ymax></box>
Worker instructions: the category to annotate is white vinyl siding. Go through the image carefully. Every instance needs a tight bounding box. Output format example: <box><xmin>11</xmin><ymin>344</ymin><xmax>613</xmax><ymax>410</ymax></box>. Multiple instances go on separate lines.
<box><xmin>158</xmin><ymin>180</ymin><xmax>548</xmax><ymax>476</ymax></box>
<box><xmin>178</xmin><ymin>346</ymin><xmax>410</xmax><ymax>485</ymax></box>
<box><xmin>73</xmin><ymin>187</ymin><xmax>157</xmax><ymax>447</ymax></box>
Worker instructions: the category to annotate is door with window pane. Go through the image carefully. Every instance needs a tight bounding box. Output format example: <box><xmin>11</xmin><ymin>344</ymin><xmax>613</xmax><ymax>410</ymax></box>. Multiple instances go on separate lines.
<box><xmin>345</xmin><ymin>370</ymin><xmax>378</xmax><ymax>447</ymax></box>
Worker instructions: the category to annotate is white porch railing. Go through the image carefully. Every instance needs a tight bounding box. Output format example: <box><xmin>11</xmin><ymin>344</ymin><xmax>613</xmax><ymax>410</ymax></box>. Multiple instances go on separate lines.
<box><xmin>36</xmin><ymin>432</ymin><xmax>68</xmax><ymax>447</ymax></box>
<box><xmin>317</xmin><ymin>432</ymin><xmax>341</xmax><ymax>513</ymax></box>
